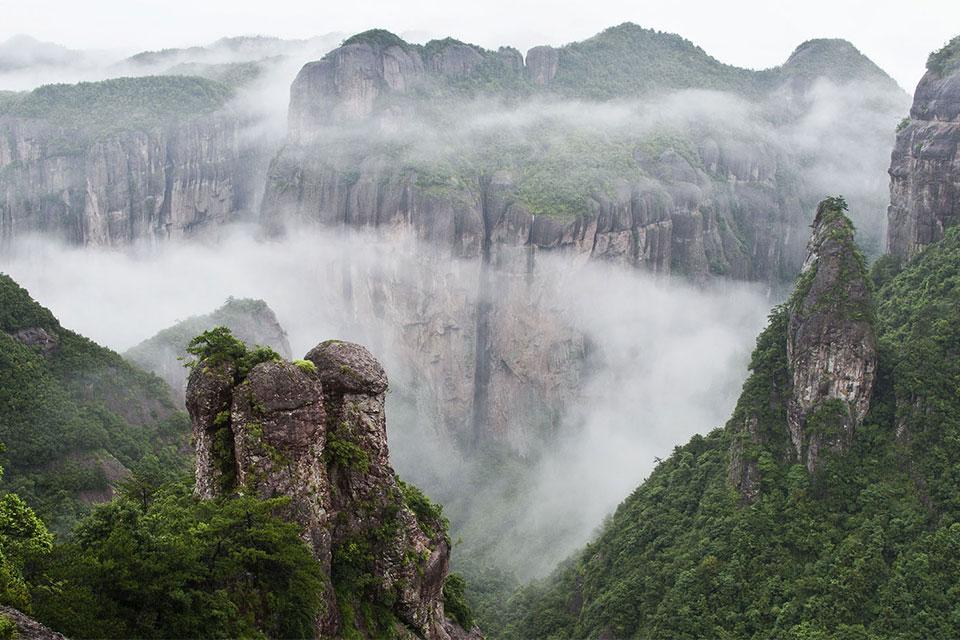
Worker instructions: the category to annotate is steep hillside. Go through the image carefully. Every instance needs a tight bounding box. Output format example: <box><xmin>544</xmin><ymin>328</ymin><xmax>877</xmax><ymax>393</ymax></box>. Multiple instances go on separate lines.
<box><xmin>500</xmin><ymin>201</ymin><xmax>960</xmax><ymax>639</ymax></box>
<box><xmin>7</xmin><ymin>326</ymin><xmax>476</xmax><ymax>639</ymax></box>
<box><xmin>0</xmin><ymin>274</ymin><xmax>189</xmax><ymax>532</ymax></box>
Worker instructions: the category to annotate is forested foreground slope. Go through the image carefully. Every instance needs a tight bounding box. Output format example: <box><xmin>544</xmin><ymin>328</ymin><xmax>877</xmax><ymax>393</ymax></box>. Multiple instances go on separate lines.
<box><xmin>499</xmin><ymin>200</ymin><xmax>960</xmax><ymax>639</ymax></box>
<box><xmin>0</xmin><ymin>275</ymin><xmax>189</xmax><ymax>532</ymax></box>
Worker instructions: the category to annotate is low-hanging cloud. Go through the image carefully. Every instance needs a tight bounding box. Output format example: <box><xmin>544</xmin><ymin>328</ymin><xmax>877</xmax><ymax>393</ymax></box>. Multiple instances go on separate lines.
<box><xmin>1</xmin><ymin>225</ymin><xmax>771</xmax><ymax>578</ymax></box>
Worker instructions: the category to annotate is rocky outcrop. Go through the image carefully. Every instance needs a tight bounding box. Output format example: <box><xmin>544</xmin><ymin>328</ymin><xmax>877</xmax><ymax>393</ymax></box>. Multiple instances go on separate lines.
<box><xmin>888</xmin><ymin>36</ymin><xmax>960</xmax><ymax>260</ymax></box>
<box><xmin>729</xmin><ymin>198</ymin><xmax>876</xmax><ymax>499</ymax></box>
<box><xmin>0</xmin><ymin>607</ymin><xmax>67</xmax><ymax>640</ymax></box>
<box><xmin>786</xmin><ymin>198</ymin><xmax>876</xmax><ymax>472</ymax></box>
<box><xmin>125</xmin><ymin>297</ymin><xmax>291</xmax><ymax>403</ymax></box>
<box><xmin>0</xmin><ymin>112</ymin><xmax>262</xmax><ymax>251</ymax></box>
<box><xmin>524</xmin><ymin>46</ymin><xmax>559</xmax><ymax>86</ymax></box>
<box><xmin>185</xmin><ymin>336</ymin><xmax>476</xmax><ymax>639</ymax></box>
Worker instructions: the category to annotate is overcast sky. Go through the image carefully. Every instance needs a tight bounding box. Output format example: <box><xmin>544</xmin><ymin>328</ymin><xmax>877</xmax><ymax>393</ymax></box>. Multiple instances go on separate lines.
<box><xmin>0</xmin><ymin>0</ymin><xmax>956</xmax><ymax>92</ymax></box>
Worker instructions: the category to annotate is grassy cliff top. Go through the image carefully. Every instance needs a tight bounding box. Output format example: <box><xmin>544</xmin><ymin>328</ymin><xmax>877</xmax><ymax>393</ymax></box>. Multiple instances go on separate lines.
<box><xmin>0</xmin><ymin>75</ymin><xmax>233</xmax><ymax>133</ymax></box>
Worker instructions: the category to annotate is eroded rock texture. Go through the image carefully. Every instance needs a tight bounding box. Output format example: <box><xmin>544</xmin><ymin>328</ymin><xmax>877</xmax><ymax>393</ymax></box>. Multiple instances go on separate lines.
<box><xmin>787</xmin><ymin>200</ymin><xmax>876</xmax><ymax>472</ymax></box>
<box><xmin>888</xmin><ymin>47</ymin><xmax>960</xmax><ymax>260</ymax></box>
<box><xmin>0</xmin><ymin>607</ymin><xmax>67</xmax><ymax>640</ymax></box>
<box><xmin>185</xmin><ymin>339</ymin><xmax>476</xmax><ymax>639</ymax></box>
<box><xmin>0</xmin><ymin>114</ymin><xmax>262</xmax><ymax>251</ymax></box>
<box><xmin>728</xmin><ymin>198</ymin><xmax>876</xmax><ymax>500</ymax></box>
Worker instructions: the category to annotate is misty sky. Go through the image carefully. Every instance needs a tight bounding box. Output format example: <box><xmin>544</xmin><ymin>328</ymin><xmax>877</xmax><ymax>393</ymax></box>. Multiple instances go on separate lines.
<box><xmin>0</xmin><ymin>0</ymin><xmax>955</xmax><ymax>93</ymax></box>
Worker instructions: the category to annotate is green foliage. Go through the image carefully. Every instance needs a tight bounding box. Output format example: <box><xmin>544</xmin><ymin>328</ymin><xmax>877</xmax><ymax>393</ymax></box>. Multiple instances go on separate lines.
<box><xmin>27</xmin><ymin>481</ymin><xmax>324</xmax><ymax>639</ymax></box>
<box><xmin>443</xmin><ymin>573</ymin><xmax>475</xmax><ymax>629</ymax></box>
<box><xmin>293</xmin><ymin>359</ymin><xmax>317</xmax><ymax>374</ymax></box>
<box><xmin>163</xmin><ymin>60</ymin><xmax>264</xmax><ymax>88</ymax></box>
<box><xmin>397</xmin><ymin>478</ymin><xmax>448</xmax><ymax>541</ymax></box>
<box><xmin>325</xmin><ymin>423</ymin><xmax>371</xmax><ymax>473</ymax></box>
<box><xmin>550</xmin><ymin>23</ymin><xmax>761</xmax><ymax>100</ymax></box>
<box><xmin>500</xmin><ymin>226</ymin><xmax>960</xmax><ymax>639</ymax></box>
<box><xmin>927</xmin><ymin>35</ymin><xmax>960</xmax><ymax>76</ymax></box>
<box><xmin>0</xmin><ymin>275</ymin><xmax>188</xmax><ymax>534</ymax></box>
<box><xmin>0</xmin><ymin>454</ymin><xmax>53</xmax><ymax>613</ymax></box>
<box><xmin>0</xmin><ymin>76</ymin><xmax>232</xmax><ymax>140</ymax></box>
<box><xmin>0</xmin><ymin>614</ymin><xmax>15</xmax><ymax>640</ymax></box>
<box><xmin>185</xmin><ymin>326</ymin><xmax>280</xmax><ymax>382</ymax></box>
<box><xmin>869</xmin><ymin>253</ymin><xmax>902</xmax><ymax>290</ymax></box>
<box><xmin>342</xmin><ymin>29</ymin><xmax>411</xmax><ymax>51</ymax></box>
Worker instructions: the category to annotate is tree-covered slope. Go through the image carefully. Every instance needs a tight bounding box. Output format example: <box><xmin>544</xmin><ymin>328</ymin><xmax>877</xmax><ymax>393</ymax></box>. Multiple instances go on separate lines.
<box><xmin>0</xmin><ymin>75</ymin><xmax>233</xmax><ymax>137</ymax></box>
<box><xmin>501</xmin><ymin>209</ymin><xmax>960</xmax><ymax>639</ymax></box>
<box><xmin>0</xmin><ymin>274</ymin><xmax>189</xmax><ymax>532</ymax></box>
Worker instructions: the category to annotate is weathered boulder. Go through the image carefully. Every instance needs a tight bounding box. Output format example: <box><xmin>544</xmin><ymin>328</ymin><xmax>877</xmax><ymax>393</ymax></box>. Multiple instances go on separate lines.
<box><xmin>524</xmin><ymin>46</ymin><xmax>559</xmax><ymax>86</ymax></box>
<box><xmin>185</xmin><ymin>338</ymin><xmax>476</xmax><ymax>639</ymax></box>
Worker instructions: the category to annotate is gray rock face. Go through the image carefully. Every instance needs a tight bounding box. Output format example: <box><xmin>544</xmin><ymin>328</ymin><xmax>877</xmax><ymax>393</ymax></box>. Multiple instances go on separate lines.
<box><xmin>288</xmin><ymin>41</ymin><xmax>427</xmax><ymax>138</ymax></box>
<box><xmin>185</xmin><ymin>340</ymin><xmax>475</xmax><ymax>639</ymax></box>
<box><xmin>524</xmin><ymin>46</ymin><xmax>559</xmax><ymax>86</ymax></box>
<box><xmin>11</xmin><ymin>326</ymin><xmax>59</xmax><ymax>355</ymax></box>
<box><xmin>888</xmin><ymin>60</ymin><xmax>960</xmax><ymax>260</ymax></box>
<box><xmin>0</xmin><ymin>113</ymin><xmax>261</xmax><ymax>251</ymax></box>
<box><xmin>0</xmin><ymin>607</ymin><xmax>67</xmax><ymax>640</ymax></box>
<box><xmin>262</xmin><ymin>138</ymin><xmax>804</xmax><ymax>284</ymax></box>
<box><xmin>125</xmin><ymin>298</ymin><xmax>292</xmax><ymax>404</ymax></box>
<box><xmin>786</xmin><ymin>200</ymin><xmax>876</xmax><ymax>473</ymax></box>
<box><xmin>729</xmin><ymin>199</ymin><xmax>877</xmax><ymax>500</ymax></box>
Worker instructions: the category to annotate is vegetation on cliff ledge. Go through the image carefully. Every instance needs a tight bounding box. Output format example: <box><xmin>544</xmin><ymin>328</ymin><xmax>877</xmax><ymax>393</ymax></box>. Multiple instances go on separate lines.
<box><xmin>26</xmin><ymin>478</ymin><xmax>324</xmax><ymax>639</ymax></box>
<box><xmin>927</xmin><ymin>34</ymin><xmax>960</xmax><ymax>76</ymax></box>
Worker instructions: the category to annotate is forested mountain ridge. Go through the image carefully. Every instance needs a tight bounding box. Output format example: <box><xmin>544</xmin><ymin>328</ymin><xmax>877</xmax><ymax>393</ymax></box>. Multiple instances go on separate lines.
<box><xmin>495</xmin><ymin>201</ymin><xmax>960</xmax><ymax>639</ymax></box>
<box><xmin>0</xmin><ymin>274</ymin><xmax>189</xmax><ymax>533</ymax></box>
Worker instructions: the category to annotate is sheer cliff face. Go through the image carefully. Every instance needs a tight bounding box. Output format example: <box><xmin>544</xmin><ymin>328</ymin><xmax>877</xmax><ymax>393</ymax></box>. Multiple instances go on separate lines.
<box><xmin>265</xmin><ymin>36</ymin><xmax>811</xmax><ymax>284</ymax></box>
<box><xmin>185</xmin><ymin>340</ymin><xmax>474</xmax><ymax>640</ymax></box>
<box><xmin>888</xmin><ymin>43</ymin><xmax>960</xmax><ymax>260</ymax></box>
<box><xmin>0</xmin><ymin>114</ymin><xmax>259</xmax><ymax>250</ymax></box>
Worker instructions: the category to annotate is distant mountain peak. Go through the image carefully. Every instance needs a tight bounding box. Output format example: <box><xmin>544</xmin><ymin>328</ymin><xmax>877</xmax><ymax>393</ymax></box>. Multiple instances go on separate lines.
<box><xmin>780</xmin><ymin>37</ymin><xmax>899</xmax><ymax>89</ymax></box>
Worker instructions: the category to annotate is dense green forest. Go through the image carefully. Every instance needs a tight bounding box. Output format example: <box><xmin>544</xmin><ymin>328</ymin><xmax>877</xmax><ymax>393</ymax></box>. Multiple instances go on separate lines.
<box><xmin>0</xmin><ymin>76</ymin><xmax>234</xmax><ymax>137</ymax></box>
<box><xmin>0</xmin><ymin>275</ymin><xmax>188</xmax><ymax>534</ymax></box>
<box><xmin>477</xmin><ymin>219</ymin><xmax>960</xmax><ymax>639</ymax></box>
